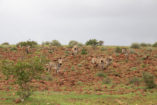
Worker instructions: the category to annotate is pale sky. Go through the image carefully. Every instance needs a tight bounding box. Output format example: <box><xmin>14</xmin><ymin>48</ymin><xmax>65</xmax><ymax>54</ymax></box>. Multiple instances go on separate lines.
<box><xmin>0</xmin><ymin>0</ymin><xmax>157</xmax><ymax>45</ymax></box>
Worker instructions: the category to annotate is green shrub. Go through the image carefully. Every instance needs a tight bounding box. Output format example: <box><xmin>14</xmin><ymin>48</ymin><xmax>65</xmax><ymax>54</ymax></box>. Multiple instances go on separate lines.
<box><xmin>1</xmin><ymin>56</ymin><xmax>47</xmax><ymax>101</ymax></box>
<box><xmin>140</xmin><ymin>43</ymin><xmax>148</xmax><ymax>47</ymax></box>
<box><xmin>0</xmin><ymin>60</ymin><xmax>14</xmax><ymax>80</ymax></box>
<box><xmin>115</xmin><ymin>47</ymin><xmax>122</xmax><ymax>53</ymax></box>
<box><xmin>42</xmin><ymin>41</ymin><xmax>51</xmax><ymax>46</ymax></box>
<box><xmin>85</xmin><ymin>39</ymin><xmax>98</xmax><ymax>46</ymax></box>
<box><xmin>76</xmin><ymin>81</ymin><xmax>84</xmax><ymax>86</ymax></box>
<box><xmin>10</xmin><ymin>46</ymin><xmax>17</xmax><ymax>51</ymax></box>
<box><xmin>65</xmin><ymin>51</ymin><xmax>69</xmax><ymax>56</ymax></box>
<box><xmin>152</xmin><ymin>42</ymin><xmax>157</xmax><ymax>47</ymax></box>
<box><xmin>81</xmin><ymin>48</ymin><xmax>88</xmax><ymax>55</ymax></box>
<box><xmin>85</xmin><ymin>39</ymin><xmax>104</xmax><ymax>46</ymax></box>
<box><xmin>147</xmin><ymin>43</ymin><xmax>152</xmax><ymax>47</ymax></box>
<box><xmin>77</xmin><ymin>43</ymin><xmax>83</xmax><ymax>47</ymax></box>
<box><xmin>143</xmin><ymin>72</ymin><xmax>156</xmax><ymax>89</ymax></box>
<box><xmin>130</xmin><ymin>67</ymin><xmax>137</xmax><ymax>71</ymax></box>
<box><xmin>100</xmin><ymin>46</ymin><xmax>106</xmax><ymax>51</ymax></box>
<box><xmin>98</xmin><ymin>40</ymin><xmax>104</xmax><ymax>46</ymax></box>
<box><xmin>1</xmin><ymin>42</ymin><xmax>9</xmax><ymax>45</ymax></box>
<box><xmin>71</xmin><ymin>66</ymin><xmax>75</xmax><ymax>71</ymax></box>
<box><xmin>96</xmin><ymin>72</ymin><xmax>107</xmax><ymax>78</ymax></box>
<box><xmin>16</xmin><ymin>41</ymin><xmax>38</xmax><ymax>48</ymax></box>
<box><xmin>130</xmin><ymin>43</ymin><xmax>140</xmax><ymax>49</ymax></box>
<box><xmin>68</xmin><ymin>40</ymin><xmax>79</xmax><ymax>47</ymax></box>
<box><xmin>114</xmin><ymin>53</ymin><xmax>119</xmax><ymax>58</ymax></box>
<box><xmin>51</xmin><ymin>40</ymin><xmax>61</xmax><ymax>46</ymax></box>
<box><xmin>78</xmin><ymin>64</ymin><xmax>82</xmax><ymax>67</ymax></box>
<box><xmin>141</xmin><ymin>64</ymin><xmax>146</xmax><ymax>68</ymax></box>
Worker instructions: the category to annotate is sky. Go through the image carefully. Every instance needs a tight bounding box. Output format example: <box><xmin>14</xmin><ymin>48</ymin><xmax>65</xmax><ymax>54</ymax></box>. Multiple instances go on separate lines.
<box><xmin>0</xmin><ymin>0</ymin><xmax>157</xmax><ymax>45</ymax></box>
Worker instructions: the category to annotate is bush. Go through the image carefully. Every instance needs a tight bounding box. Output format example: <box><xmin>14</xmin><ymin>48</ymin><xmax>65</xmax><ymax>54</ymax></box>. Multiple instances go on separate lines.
<box><xmin>77</xmin><ymin>43</ymin><xmax>83</xmax><ymax>47</ymax></box>
<box><xmin>1</xmin><ymin>42</ymin><xmax>9</xmax><ymax>45</ymax></box>
<box><xmin>152</xmin><ymin>42</ymin><xmax>157</xmax><ymax>47</ymax></box>
<box><xmin>1</xmin><ymin>56</ymin><xmax>47</xmax><ymax>101</ymax></box>
<box><xmin>68</xmin><ymin>40</ymin><xmax>79</xmax><ymax>48</ymax></box>
<box><xmin>51</xmin><ymin>40</ymin><xmax>61</xmax><ymax>46</ymax></box>
<box><xmin>98</xmin><ymin>40</ymin><xmax>104</xmax><ymax>46</ymax></box>
<box><xmin>140</xmin><ymin>43</ymin><xmax>148</xmax><ymax>47</ymax></box>
<box><xmin>147</xmin><ymin>43</ymin><xmax>152</xmax><ymax>47</ymax></box>
<box><xmin>143</xmin><ymin>72</ymin><xmax>156</xmax><ymax>89</ymax></box>
<box><xmin>0</xmin><ymin>60</ymin><xmax>14</xmax><ymax>80</ymax></box>
<box><xmin>10</xmin><ymin>46</ymin><xmax>17</xmax><ymax>51</ymax></box>
<box><xmin>81</xmin><ymin>48</ymin><xmax>88</xmax><ymax>55</ymax></box>
<box><xmin>96</xmin><ymin>72</ymin><xmax>107</xmax><ymax>78</ymax></box>
<box><xmin>130</xmin><ymin>43</ymin><xmax>140</xmax><ymax>49</ymax></box>
<box><xmin>100</xmin><ymin>46</ymin><xmax>106</xmax><ymax>51</ymax></box>
<box><xmin>42</xmin><ymin>41</ymin><xmax>51</xmax><ymax>46</ymax></box>
<box><xmin>115</xmin><ymin>47</ymin><xmax>122</xmax><ymax>53</ymax></box>
<box><xmin>85</xmin><ymin>39</ymin><xmax>98</xmax><ymax>46</ymax></box>
<box><xmin>16</xmin><ymin>41</ymin><xmax>38</xmax><ymax>48</ymax></box>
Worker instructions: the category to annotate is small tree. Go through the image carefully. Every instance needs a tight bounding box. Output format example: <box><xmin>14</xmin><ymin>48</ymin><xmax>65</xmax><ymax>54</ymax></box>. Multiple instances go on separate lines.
<box><xmin>51</xmin><ymin>40</ymin><xmax>61</xmax><ymax>46</ymax></box>
<box><xmin>16</xmin><ymin>41</ymin><xmax>38</xmax><ymax>48</ymax></box>
<box><xmin>85</xmin><ymin>39</ymin><xmax>98</xmax><ymax>46</ymax></box>
<box><xmin>1</xmin><ymin>42</ymin><xmax>10</xmax><ymax>45</ymax></box>
<box><xmin>98</xmin><ymin>40</ymin><xmax>104</xmax><ymax>46</ymax></box>
<box><xmin>68</xmin><ymin>40</ymin><xmax>83</xmax><ymax>47</ymax></box>
<box><xmin>130</xmin><ymin>43</ymin><xmax>140</xmax><ymax>49</ymax></box>
<box><xmin>115</xmin><ymin>47</ymin><xmax>122</xmax><ymax>53</ymax></box>
<box><xmin>140</xmin><ymin>43</ymin><xmax>148</xmax><ymax>47</ymax></box>
<box><xmin>85</xmin><ymin>39</ymin><xmax>99</xmax><ymax>49</ymax></box>
<box><xmin>152</xmin><ymin>42</ymin><xmax>157</xmax><ymax>47</ymax></box>
<box><xmin>143</xmin><ymin>72</ymin><xmax>156</xmax><ymax>89</ymax></box>
<box><xmin>68</xmin><ymin>40</ymin><xmax>79</xmax><ymax>47</ymax></box>
<box><xmin>42</xmin><ymin>41</ymin><xmax>51</xmax><ymax>46</ymax></box>
<box><xmin>1</xmin><ymin>56</ymin><xmax>47</xmax><ymax>101</ymax></box>
<box><xmin>81</xmin><ymin>48</ymin><xmax>88</xmax><ymax>55</ymax></box>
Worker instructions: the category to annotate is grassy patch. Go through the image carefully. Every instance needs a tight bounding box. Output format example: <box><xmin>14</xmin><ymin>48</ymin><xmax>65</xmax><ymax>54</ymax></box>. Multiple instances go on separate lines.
<box><xmin>1</xmin><ymin>91</ymin><xmax>157</xmax><ymax>105</ymax></box>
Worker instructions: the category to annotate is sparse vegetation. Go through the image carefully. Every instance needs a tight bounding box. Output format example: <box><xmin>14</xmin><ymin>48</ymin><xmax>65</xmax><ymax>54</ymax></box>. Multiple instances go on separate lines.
<box><xmin>140</xmin><ymin>43</ymin><xmax>150</xmax><ymax>47</ymax></box>
<box><xmin>130</xmin><ymin>43</ymin><xmax>140</xmax><ymax>49</ymax></box>
<box><xmin>97</xmin><ymin>40</ymin><xmax>104</xmax><ymax>46</ymax></box>
<box><xmin>42</xmin><ymin>41</ymin><xmax>51</xmax><ymax>46</ymax></box>
<box><xmin>100</xmin><ymin>46</ymin><xmax>106</xmax><ymax>51</ymax></box>
<box><xmin>152</xmin><ymin>42</ymin><xmax>157</xmax><ymax>47</ymax></box>
<box><xmin>0</xmin><ymin>40</ymin><xmax>157</xmax><ymax>104</ymax></box>
<box><xmin>1</xmin><ymin>56</ymin><xmax>47</xmax><ymax>100</ymax></box>
<box><xmin>51</xmin><ymin>40</ymin><xmax>61</xmax><ymax>46</ymax></box>
<box><xmin>81</xmin><ymin>48</ymin><xmax>88</xmax><ymax>55</ymax></box>
<box><xmin>1</xmin><ymin>42</ymin><xmax>10</xmax><ymax>45</ymax></box>
<box><xmin>130</xmin><ymin>67</ymin><xmax>137</xmax><ymax>71</ymax></box>
<box><xmin>10</xmin><ymin>46</ymin><xmax>17</xmax><ymax>51</ymax></box>
<box><xmin>85</xmin><ymin>39</ymin><xmax>98</xmax><ymax>46</ymax></box>
<box><xmin>16</xmin><ymin>41</ymin><xmax>38</xmax><ymax>48</ymax></box>
<box><xmin>68</xmin><ymin>40</ymin><xmax>79</xmax><ymax>47</ymax></box>
<box><xmin>96</xmin><ymin>72</ymin><xmax>107</xmax><ymax>78</ymax></box>
<box><xmin>129</xmin><ymin>77</ymin><xmax>141</xmax><ymax>85</ymax></box>
<box><xmin>143</xmin><ymin>72</ymin><xmax>156</xmax><ymax>89</ymax></box>
<box><xmin>115</xmin><ymin>47</ymin><xmax>122</xmax><ymax>53</ymax></box>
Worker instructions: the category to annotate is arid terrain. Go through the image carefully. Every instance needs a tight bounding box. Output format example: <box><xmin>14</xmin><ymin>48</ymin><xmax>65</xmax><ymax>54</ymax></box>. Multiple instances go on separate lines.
<box><xmin>0</xmin><ymin>45</ymin><xmax>157</xmax><ymax>105</ymax></box>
